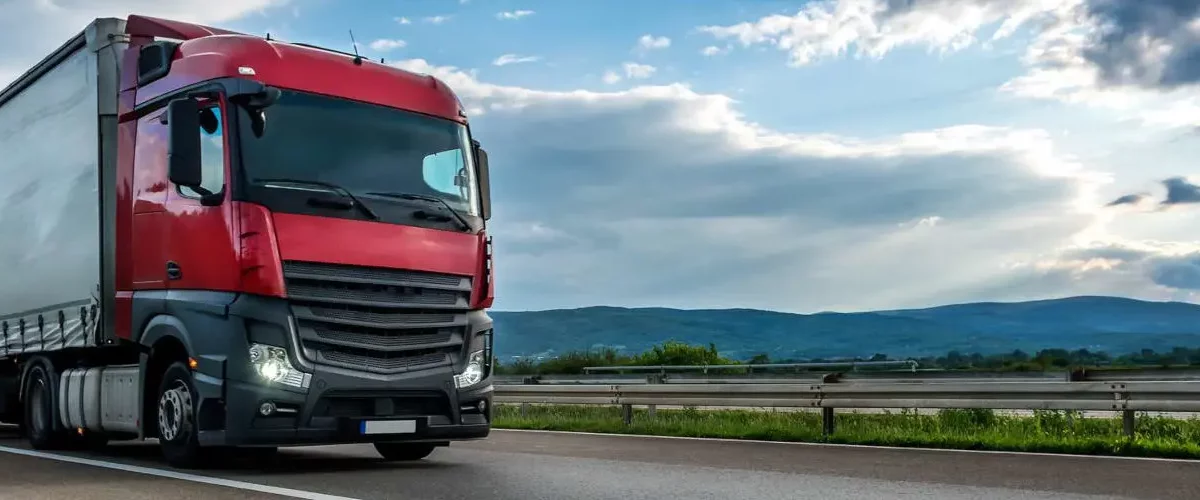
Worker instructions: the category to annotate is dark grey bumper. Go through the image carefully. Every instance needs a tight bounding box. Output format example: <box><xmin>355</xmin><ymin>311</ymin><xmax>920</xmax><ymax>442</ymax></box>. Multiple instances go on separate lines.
<box><xmin>202</xmin><ymin>367</ymin><xmax>493</xmax><ymax>447</ymax></box>
<box><xmin>194</xmin><ymin>294</ymin><xmax>495</xmax><ymax>448</ymax></box>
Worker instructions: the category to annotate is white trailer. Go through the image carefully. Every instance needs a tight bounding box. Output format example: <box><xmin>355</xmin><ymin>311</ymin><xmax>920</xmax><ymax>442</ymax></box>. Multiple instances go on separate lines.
<box><xmin>0</xmin><ymin>19</ymin><xmax>125</xmax><ymax>358</ymax></box>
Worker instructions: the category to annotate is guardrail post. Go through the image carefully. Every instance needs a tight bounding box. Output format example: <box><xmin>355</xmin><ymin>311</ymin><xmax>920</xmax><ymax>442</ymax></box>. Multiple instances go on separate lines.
<box><xmin>822</xmin><ymin>407</ymin><xmax>835</xmax><ymax>436</ymax></box>
<box><xmin>622</xmin><ymin>404</ymin><xmax>633</xmax><ymax>426</ymax></box>
<box><xmin>646</xmin><ymin>373</ymin><xmax>662</xmax><ymax>420</ymax></box>
<box><xmin>520</xmin><ymin>403</ymin><xmax>530</xmax><ymax>417</ymax></box>
<box><xmin>1111</xmin><ymin>382</ymin><xmax>1135</xmax><ymax>438</ymax></box>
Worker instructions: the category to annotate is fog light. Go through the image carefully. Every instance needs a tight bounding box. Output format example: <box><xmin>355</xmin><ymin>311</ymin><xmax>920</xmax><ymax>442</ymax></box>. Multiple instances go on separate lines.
<box><xmin>259</xmin><ymin>401</ymin><xmax>276</xmax><ymax>416</ymax></box>
<box><xmin>477</xmin><ymin>399</ymin><xmax>487</xmax><ymax>413</ymax></box>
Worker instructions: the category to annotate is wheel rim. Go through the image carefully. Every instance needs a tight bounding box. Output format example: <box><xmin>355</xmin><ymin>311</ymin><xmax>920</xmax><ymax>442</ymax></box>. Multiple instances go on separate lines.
<box><xmin>157</xmin><ymin>380</ymin><xmax>192</xmax><ymax>442</ymax></box>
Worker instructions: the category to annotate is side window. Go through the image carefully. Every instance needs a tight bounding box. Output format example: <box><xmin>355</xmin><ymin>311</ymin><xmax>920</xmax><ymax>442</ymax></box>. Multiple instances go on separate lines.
<box><xmin>422</xmin><ymin>149</ymin><xmax>463</xmax><ymax>196</ymax></box>
<box><xmin>180</xmin><ymin>105</ymin><xmax>225</xmax><ymax>199</ymax></box>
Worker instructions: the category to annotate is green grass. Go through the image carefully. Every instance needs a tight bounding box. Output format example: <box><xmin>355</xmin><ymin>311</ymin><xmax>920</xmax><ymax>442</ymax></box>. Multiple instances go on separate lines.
<box><xmin>493</xmin><ymin>405</ymin><xmax>1200</xmax><ymax>459</ymax></box>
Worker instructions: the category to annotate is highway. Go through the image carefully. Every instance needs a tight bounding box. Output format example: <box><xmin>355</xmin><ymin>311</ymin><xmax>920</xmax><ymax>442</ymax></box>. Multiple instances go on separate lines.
<box><xmin>1</xmin><ymin>427</ymin><xmax>1198</xmax><ymax>499</ymax></box>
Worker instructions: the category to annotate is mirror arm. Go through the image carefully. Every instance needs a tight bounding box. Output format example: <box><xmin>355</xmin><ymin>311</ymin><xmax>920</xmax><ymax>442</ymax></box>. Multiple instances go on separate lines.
<box><xmin>199</xmin><ymin>191</ymin><xmax>223</xmax><ymax>207</ymax></box>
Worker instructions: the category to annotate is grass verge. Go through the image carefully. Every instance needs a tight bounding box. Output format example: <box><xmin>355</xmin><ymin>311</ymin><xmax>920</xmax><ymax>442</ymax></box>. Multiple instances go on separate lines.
<box><xmin>493</xmin><ymin>405</ymin><xmax>1200</xmax><ymax>459</ymax></box>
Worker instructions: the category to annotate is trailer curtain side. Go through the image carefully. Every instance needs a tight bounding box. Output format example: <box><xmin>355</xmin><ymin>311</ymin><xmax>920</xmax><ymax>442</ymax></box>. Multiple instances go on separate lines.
<box><xmin>0</xmin><ymin>18</ymin><xmax>125</xmax><ymax>356</ymax></box>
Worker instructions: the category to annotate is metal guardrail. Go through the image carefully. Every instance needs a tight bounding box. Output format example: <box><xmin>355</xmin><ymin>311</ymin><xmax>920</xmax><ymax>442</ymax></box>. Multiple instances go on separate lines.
<box><xmin>496</xmin><ymin>366</ymin><xmax>1200</xmax><ymax>386</ymax></box>
<box><xmin>581</xmin><ymin>360</ymin><xmax>919</xmax><ymax>374</ymax></box>
<box><xmin>492</xmin><ymin>367</ymin><xmax>1200</xmax><ymax>436</ymax></box>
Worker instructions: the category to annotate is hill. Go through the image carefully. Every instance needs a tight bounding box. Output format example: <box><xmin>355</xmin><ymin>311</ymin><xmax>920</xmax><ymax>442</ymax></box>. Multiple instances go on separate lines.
<box><xmin>490</xmin><ymin>296</ymin><xmax>1200</xmax><ymax>361</ymax></box>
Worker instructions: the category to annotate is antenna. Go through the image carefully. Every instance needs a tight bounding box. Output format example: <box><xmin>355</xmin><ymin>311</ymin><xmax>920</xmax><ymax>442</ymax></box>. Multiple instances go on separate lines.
<box><xmin>348</xmin><ymin>29</ymin><xmax>364</xmax><ymax>65</ymax></box>
<box><xmin>265</xmin><ymin>32</ymin><xmax>272</xmax><ymax>41</ymax></box>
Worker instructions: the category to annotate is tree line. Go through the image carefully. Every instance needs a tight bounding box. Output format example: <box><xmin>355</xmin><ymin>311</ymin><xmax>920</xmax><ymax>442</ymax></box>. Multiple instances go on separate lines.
<box><xmin>494</xmin><ymin>341</ymin><xmax>1200</xmax><ymax>375</ymax></box>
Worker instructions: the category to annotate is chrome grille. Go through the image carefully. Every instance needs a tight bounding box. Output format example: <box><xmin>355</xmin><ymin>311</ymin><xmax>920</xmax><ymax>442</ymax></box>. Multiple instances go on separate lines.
<box><xmin>283</xmin><ymin>261</ymin><xmax>472</xmax><ymax>375</ymax></box>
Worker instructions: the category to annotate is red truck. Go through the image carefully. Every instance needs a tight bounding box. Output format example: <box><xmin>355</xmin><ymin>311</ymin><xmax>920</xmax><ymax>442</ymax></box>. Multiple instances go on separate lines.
<box><xmin>0</xmin><ymin>15</ymin><xmax>495</xmax><ymax>468</ymax></box>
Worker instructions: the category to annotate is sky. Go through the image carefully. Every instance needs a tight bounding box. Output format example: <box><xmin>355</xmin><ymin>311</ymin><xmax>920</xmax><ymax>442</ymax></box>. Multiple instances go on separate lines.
<box><xmin>0</xmin><ymin>0</ymin><xmax>1198</xmax><ymax>313</ymax></box>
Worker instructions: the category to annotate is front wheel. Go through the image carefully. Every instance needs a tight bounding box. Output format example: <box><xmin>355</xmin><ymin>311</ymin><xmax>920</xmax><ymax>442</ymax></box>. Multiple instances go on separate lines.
<box><xmin>374</xmin><ymin>442</ymin><xmax>438</xmax><ymax>461</ymax></box>
<box><xmin>157</xmin><ymin>362</ymin><xmax>204</xmax><ymax>468</ymax></box>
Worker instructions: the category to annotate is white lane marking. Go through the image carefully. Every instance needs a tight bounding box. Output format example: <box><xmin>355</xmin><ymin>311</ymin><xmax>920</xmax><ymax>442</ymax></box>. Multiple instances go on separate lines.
<box><xmin>493</xmin><ymin>429</ymin><xmax>1200</xmax><ymax>464</ymax></box>
<box><xmin>0</xmin><ymin>445</ymin><xmax>362</xmax><ymax>500</ymax></box>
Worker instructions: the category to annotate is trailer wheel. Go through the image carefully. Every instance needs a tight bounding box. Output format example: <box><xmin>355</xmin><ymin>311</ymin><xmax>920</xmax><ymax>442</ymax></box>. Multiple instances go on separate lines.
<box><xmin>156</xmin><ymin>362</ymin><xmax>204</xmax><ymax>468</ymax></box>
<box><xmin>373</xmin><ymin>442</ymin><xmax>438</xmax><ymax>461</ymax></box>
<box><xmin>23</xmin><ymin>363</ymin><xmax>65</xmax><ymax>450</ymax></box>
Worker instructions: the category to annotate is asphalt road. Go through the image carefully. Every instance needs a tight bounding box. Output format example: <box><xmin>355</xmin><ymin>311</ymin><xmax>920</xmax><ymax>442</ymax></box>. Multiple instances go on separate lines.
<box><xmin>1</xmin><ymin>427</ymin><xmax>1198</xmax><ymax>499</ymax></box>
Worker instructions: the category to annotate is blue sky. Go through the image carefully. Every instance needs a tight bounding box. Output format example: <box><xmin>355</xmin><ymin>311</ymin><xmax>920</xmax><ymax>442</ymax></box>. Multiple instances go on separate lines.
<box><xmin>2</xmin><ymin>0</ymin><xmax>1198</xmax><ymax>313</ymax></box>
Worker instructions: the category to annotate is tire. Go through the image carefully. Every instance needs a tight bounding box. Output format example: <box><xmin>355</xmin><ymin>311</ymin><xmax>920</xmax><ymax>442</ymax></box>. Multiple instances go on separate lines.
<box><xmin>373</xmin><ymin>442</ymin><xmax>438</xmax><ymax>461</ymax></box>
<box><xmin>156</xmin><ymin>362</ymin><xmax>204</xmax><ymax>468</ymax></box>
<box><xmin>23</xmin><ymin>363</ymin><xmax>66</xmax><ymax>450</ymax></box>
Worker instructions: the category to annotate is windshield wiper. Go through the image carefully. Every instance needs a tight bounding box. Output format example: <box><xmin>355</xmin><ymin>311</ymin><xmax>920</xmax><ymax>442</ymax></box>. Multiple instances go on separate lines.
<box><xmin>255</xmin><ymin>178</ymin><xmax>379</xmax><ymax>221</ymax></box>
<box><xmin>365</xmin><ymin>191</ymin><xmax>472</xmax><ymax>231</ymax></box>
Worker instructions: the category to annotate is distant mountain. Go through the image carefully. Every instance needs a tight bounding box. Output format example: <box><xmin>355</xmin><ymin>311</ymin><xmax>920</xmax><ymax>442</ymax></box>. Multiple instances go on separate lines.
<box><xmin>490</xmin><ymin>296</ymin><xmax>1200</xmax><ymax>361</ymax></box>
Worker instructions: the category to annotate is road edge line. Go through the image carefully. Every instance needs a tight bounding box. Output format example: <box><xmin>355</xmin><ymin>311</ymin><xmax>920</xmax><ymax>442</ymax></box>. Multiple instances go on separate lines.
<box><xmin>0</xmin><ymin>445</ymin><xmax>361</xmax><ymax>500</ymax></box>
<box><xmin>492</xmin><ymin>428</ymin><xmax>1200</xmax><ymax>464</ymax></box>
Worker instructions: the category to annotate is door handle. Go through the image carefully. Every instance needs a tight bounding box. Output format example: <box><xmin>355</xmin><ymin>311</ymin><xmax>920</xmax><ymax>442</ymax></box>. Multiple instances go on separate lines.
<box><xmin>166</xmin><ymin>261</ymin><xmax>182</xmax><ymax>281</ymax></box>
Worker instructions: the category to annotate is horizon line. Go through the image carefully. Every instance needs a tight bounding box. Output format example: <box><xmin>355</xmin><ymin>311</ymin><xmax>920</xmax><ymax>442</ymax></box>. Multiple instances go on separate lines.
<box><xmin>490</xmin><ymin>294</ymin><xmax>1195</xmax><ymax>314</ymax></box>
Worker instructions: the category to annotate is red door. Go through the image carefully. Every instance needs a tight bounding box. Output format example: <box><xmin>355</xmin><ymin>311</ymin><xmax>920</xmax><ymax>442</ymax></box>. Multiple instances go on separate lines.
<box><xmin>161</xmin><ymin>99</ymin><xmax>240</xmax><ymax>293</ymax></box>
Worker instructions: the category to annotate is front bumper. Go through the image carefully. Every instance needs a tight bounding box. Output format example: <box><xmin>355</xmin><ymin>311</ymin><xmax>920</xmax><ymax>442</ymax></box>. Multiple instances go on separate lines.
<box><xmin>201</xmin><ymin>364</ymin><xmax>493</xmax><ymax>447</ymax></box>
<box><xmin>193</xmin><ymin>289</ymin><xmax>496</xmax><ymax>448</ymax></box>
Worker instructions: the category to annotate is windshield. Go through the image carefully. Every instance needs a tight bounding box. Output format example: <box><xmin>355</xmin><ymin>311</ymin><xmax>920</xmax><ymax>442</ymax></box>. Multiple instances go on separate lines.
<box><xmin>235</xmin><ymin>89</ymin><xmax>480</xmax><ymax>217</ymax></box>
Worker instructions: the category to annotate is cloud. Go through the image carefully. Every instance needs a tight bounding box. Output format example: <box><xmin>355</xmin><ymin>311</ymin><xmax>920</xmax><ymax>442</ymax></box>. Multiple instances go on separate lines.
<box><xmin>368</xmin><ymin>39</ymin><xmax>407</xmax><ymax>52</ymax></box>
<box><xmin>637</xmin><ymin>34</ymin><xmax>671</xmax><ymax>51</ymax></box>
<box><xmin>600</xmin><ymin>62</ymin><xmax>657</xmax><ymax>84</ymax></box>
<box><xmin>1150</xmin><ymin>254</ymin><xmax>1200</xmax><ymax>291</ymax></box>
<box><xmin>701</xmin><ymin>45</ymin><xmax>731</xmax><ymax>56</ymax></box>
<box><xmin>496</xmin><ymin>10</ymin><xmax>535</xmax><ymax>20</ymax></box>
<box><xmin>395</xmin><ymin>16</ymin><xmax>412</xmax><ymax>25</ymax></box>
<box><xmin>1163</xmin><ymin>176</ymin><xmax>1200</xmax><ymax>206</ymax></box>
<box><xmin>622</xmin><ymin>62</ymin><xmax>656</xmax><ymax>79</ymax></box>
<box><xmin>1030</xmin><ymin>240</ymin><xmax>1200</xmax><ymax>293</ymax></box>
<box><xmin>698</xmin><ymin>0</ymin><xmax>1200</xmax><ymax>130</ymax></box>
<box><xmin>383</xmin><ymin>57</ymin><xmax>1200</xmax><ymax>311</ymax></box>
<box><xmin>423</xmin><ymin>15</ymin><xmax>451</xmax><ymax>25</ymax></box>
<box><xmin>697</xmin><ymin>0</ymin><xmax>1057</xmax><ymax>67</ymax></box>
<box><xmin>493</xmin><ymin>54</ymin><xmax>541</xmax><ymax>66</ymax></box>
<box><xmin>0</xmin><ymin>0</ymin><xmax>290</xmax><ymax>87</ymax></box>
<box><xmin>1081</xmin><ymin>0</ymin><xmax>1200</xmax><ymax>90</ymax></box>
<box><xmin>1106</xmin><ymin>192</ymin><xmax>1150</xmax><ymax>207</ymax></box>
<box><xmin>1108</xmin><ymin>176</ymin><xmax>1200</xmax><ymax>210</ymax></box>
<box><xmin>1001</xmin><ymin>0</ymin><xmax>1200</xmax><ymax>127</ymax></box>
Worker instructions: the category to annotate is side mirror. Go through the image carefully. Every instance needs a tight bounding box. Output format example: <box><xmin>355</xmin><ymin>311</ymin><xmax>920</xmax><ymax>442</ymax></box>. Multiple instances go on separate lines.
<box><xmin>166</xmin><ymin>98</ymin><xmax>202</xmax><ymax>188</ymax></box>
<box><xmin>474</xmin><ymin>143</ymin><xmax>491</xmax><ymax>221</ymax></box>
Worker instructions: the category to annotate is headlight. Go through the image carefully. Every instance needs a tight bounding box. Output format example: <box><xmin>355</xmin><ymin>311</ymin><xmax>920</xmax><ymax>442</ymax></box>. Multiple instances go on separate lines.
<box><xmin>454</xmin><ymin>349</ymin><xmax>487</xmax><ymax>389</ymax></box>
<box><xmin>249</xmin><ymin>343</ymin><xmax>311</xmax><ymax>390</ymax></box>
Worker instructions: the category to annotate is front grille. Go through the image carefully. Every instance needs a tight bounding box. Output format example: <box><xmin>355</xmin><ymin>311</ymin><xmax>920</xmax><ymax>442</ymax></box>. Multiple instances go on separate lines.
<box><xmin>283</xmin><ymin>261</ymin><xmax>473</xmax><ymax>374</ymax></box>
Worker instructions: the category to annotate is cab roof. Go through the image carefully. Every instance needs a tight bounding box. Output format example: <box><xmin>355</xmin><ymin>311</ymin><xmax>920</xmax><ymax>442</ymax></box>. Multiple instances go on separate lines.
<box><xmin>125</xmin><ymin>14</ymin><xmax>466</xmax><ymax>123</ymax></box>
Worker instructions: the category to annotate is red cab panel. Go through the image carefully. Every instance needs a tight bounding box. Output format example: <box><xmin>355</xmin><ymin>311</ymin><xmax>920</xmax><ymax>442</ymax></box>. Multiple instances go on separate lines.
<box><xmin>236</xmin><ymin>202</ymin><xmax>286</xmax><ymax>298</ymax></box>
<box><xmin>272</xmin><ymin>213</ymin><xmax>481</xmax><ymax>278</ymax></box>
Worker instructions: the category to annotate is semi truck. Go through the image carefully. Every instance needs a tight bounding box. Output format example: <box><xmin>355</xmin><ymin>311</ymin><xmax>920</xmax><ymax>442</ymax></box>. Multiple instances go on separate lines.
<box><xmin>0</xmin><ymin>14</ymin><xmax>496</xmax><ymax>468</ymax></box>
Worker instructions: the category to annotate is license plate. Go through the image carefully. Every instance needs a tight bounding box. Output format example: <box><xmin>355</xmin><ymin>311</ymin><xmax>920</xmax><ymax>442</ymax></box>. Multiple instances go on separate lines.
<box><xmin>360</xmin><ymin>419</ymin><xmax>417</xmax><ymax>435</ymax></box>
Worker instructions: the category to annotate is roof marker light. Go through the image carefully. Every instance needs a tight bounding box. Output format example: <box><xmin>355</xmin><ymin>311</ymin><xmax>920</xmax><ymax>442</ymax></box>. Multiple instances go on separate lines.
<box><xmin>238</xmin><ymin>66</ymin><xmax>257</xmax><ymax>76</ymax></box>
